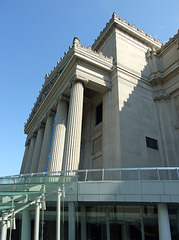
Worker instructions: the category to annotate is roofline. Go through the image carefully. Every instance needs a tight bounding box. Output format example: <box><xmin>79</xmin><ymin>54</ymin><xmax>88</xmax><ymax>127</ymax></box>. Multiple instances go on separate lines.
<box><xmin>92</xmin><ymin>12</ymin><xmax>162</xmax><ymax>51</ymax></box>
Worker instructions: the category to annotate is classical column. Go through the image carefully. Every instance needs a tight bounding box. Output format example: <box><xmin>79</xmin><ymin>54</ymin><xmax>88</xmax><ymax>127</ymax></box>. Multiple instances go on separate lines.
<box><xmin>37</xmin><ymin>110</ymin><xmax>55</xmax><ymax>172</ymax></box>
<box><xmin>24</xmin><ymin>133</ymin><xmax>37</xmax><ymax>173</ymax></box>
<box><xmin>21</xmin><ymin>209</ymin><xmax>31</xmax><ymax>240</ymax></box>
<box><xmin>20</xmin><ymin>139</ymin><xmax>30</xmax><ymax>174</ymax></box>
<box><xmin>158</xmin><ymin>204</ymin><xmax>171</xmax><ymax>240</ymax></box>
<box><xmin>48</xmin><ymin>96</ymin><xmax>68</xmax><ymax>173</ymax></box>
<box><xmin>30</xmin><ymin>123</ymin><xmax>45</xmax><ymax>173</ymax></box>
<box><xmin>63</xmin><ymin>80</ymin><xmax>84</xmax><ymax>172</ymax></box>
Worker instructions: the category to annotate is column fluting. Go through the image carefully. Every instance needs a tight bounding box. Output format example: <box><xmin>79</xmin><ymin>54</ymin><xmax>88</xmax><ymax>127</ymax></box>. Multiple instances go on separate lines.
<box><xmin>20</xmin><ymin>139</ymin><xmax>30</xmax><ymax>174</ymax></box>
<box><xmin>37</xmin><ymin>110</ymin><xmax>55</xmax><ymax>172</ymax></box>
<box><xmin>24</xmin><ymin>133</ymin><xmax>36</xmax><ymax>173</ymax></box>
<box><xmin>63</xmin><ymin>80</ymin><xmax>84</xmax><ymax>172</ymax></box>
<box><xmin>48</xmin><ymin>97</ymin><xmax>68</xmax><ymax>173</ymax></box>
<box><xmin>30</xmin><ymin>123</ymin><xmax>45</xmax><ymax>173</ymax></box>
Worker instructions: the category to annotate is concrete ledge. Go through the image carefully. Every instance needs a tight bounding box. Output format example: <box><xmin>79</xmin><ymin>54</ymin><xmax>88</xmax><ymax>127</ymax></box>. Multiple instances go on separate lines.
<box><xmin>77</xmin><ymin>180</ymin><xmax>179</xmax><ymax>203</ymax></box>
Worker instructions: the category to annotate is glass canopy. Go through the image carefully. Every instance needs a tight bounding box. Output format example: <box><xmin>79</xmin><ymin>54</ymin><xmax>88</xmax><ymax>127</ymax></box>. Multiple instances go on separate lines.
<box><xmin>0</xmin><ymin>175</ymin><xmax>78</xmax><ymax>220</ymax></box>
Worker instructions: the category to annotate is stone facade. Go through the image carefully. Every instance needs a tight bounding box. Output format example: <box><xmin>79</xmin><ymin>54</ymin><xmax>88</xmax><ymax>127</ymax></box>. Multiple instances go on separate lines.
<box><xmin>7</xmin><ymin>13</ymin><xmax>179</xmax><ymax>240</ymax></box>
<box><xmin>20</xmin><ymin>13</ymin><xmax>179</xmax><ymax>176</ymax></box>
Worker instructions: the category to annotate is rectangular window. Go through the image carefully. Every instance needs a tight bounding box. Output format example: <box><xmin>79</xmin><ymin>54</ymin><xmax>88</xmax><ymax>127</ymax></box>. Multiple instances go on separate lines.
<box><xmin>146</xmin><ymin>137</ymin><xmax>158</xmax><ymax>150</ymax></box>
<box><xmin>96</xmin><ymin>103</ymin><xmax>102</xmax><ymax>125</ymax></box>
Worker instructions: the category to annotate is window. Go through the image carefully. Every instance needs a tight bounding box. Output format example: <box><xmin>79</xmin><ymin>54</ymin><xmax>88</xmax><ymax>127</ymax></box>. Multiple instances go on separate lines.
<box><xmin>146</xmin><ymin>137</ymin><xmax>158</xmax><ymax>150</ymax></box>
<box><xmin>96</xmin><ymin>103</ymin><xmax>102</xmax><ymax>125</ymax></box>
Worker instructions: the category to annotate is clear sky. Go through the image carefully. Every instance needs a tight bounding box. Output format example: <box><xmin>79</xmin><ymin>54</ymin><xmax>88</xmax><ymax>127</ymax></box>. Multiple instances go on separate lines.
<box><xmin>0</xmin><ymin>0</ymin><xmax>178</xmax><ymax>177</ymax></box>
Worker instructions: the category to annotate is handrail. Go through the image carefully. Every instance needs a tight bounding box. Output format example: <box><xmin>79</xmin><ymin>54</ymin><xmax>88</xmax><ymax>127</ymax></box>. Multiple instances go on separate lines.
<box><xmin>1</xmin><ymin>167</ymin><xmax>179</xmax><ymax>181</ymax></box>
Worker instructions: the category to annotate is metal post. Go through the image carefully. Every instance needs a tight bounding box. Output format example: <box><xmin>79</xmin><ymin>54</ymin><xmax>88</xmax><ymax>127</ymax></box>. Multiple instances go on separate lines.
<box><xmin>102</xmin><ymin>169</ymin><xmax>105</xmax><ymax>181</ymax></box>
<box><xmin>158</xmin><ymin>204</ymin><xmax>171</xmax><ymax>240</ymax></box>
<box><xmin>157</xmin><ymin>168</ymin><xmax>160</xmax><ymax>180</ymax></box>
<box><xmin>34</xmin><ymin>198</ymin><xmax>41</xmax><ymax>240</ymax></box>
<box><xmin>57</xmin><ymin>188</ymin><xmax>62</xmax><ymax>240</ymax></box>
<box><xmin>106</xmin><ymin>208</ymin><xmax>110</xmax><ymax>240</ymax></box>
<box><xmin>1</xmin><ymin>213</ymin><xmax>8</xmax><ymax>240</ymax></box>
<box><xmin>21</xmin><ymin>209</ymin><xmax>31</xmax><ymax>240</ymax></box>
<box><xmin>138</xmin><ymin>169</ymin><xmax>141</xmax><ymax>180</ymax></box>
<box><xmin>85</xmin><ymin>170</ymin><xmax>88</xmax><ymax>181</ymax></box>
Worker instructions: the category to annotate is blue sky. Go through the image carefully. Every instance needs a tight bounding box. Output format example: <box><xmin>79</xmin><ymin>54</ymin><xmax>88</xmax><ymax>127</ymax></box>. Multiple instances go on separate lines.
<box><xmin>0</xmin><ymin>0</ymin><xmax>178</xmax><ymax>177</ymax></box>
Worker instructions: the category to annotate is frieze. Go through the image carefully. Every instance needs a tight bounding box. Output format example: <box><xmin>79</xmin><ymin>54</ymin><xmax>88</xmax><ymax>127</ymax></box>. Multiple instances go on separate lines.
<box><xmin>76</xmin><ymin>59</ymin><xmax>111</xmax><ymax>83</ymax></box>
<box><xmin>25</xmin><ymin>77</ymin><xmax>57</xmax><ymax>129</ymax></box>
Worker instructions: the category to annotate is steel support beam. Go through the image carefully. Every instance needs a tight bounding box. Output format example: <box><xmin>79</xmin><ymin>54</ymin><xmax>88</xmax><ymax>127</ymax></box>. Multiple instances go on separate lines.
<box><xmin>56</xmin><ymin>188</ymin><xmax>62</xmax><ymax>240</ymax></box>
<box><xmin>1</xmin><ymin>213</ymin><xmax>8</xmax><ymax>240</ymax></box>
<box><xmin>34</xmin><ymin>198</ymin><xmax>41</xmax><ymax>240</ymax></box>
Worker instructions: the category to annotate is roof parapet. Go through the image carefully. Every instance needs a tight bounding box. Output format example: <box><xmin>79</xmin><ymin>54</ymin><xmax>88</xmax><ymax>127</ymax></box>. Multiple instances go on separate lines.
<box><xmin>92</xmin><ymin>12</ymin><xmax>162</xmax><ymax>50</ymax></box>
<box><xmin>157</xmin><ymin>29</ymin><xmax>179</xmax><ymax>54</ymax></box>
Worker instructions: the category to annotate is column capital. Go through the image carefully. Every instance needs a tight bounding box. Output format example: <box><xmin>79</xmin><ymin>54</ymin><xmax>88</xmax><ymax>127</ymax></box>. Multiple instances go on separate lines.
<box><xmin>37</xmin><ymin>122</ymin><xmax>45</xmax><ymax>131</ymax></box>
<box><xmin>69</xmin><ymin>74</ymin><xmax>88</xmax><ymax>89</ymax></box>
<box><xmin>30</xmin><ymin>132</ymin><xmax>37</xmax><ymax>140</ymax></box>
<box><xmin>25</xmin><ymin>139</ymin><xmax>31</xmax><ymax>147</ymax></box>
<box><xmin>57</xmin><ymin>94</ymin><xmax>69</xmax><ymax>103</ymax></box>
<box><xmin>55</xmin><ymin>94</ymin><xmax>69</xmax><ymax>109</ymax></box>
<box><xmin>44</xmin><ymin>109</ymin><xmax>55</xmax><ymax>122</ymax></box>
<box><xmin>46</xmin><ymin>109</ymin><xmax>55</xmax><ymax>118</ymax></box>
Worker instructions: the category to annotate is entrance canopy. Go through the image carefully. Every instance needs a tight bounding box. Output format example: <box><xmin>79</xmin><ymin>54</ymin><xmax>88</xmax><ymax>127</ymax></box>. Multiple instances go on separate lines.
<box><xmin>0</xmin><ymin>174</ymin><xmax>78</xmax><ymax>220</ymax></box>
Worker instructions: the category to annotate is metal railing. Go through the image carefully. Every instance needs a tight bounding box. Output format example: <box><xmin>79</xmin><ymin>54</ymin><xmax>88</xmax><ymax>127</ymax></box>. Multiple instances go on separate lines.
<box><xmin>1</xmin><ymin>167</ymin><xmax>179</xmax><ymax>182</ymax></box>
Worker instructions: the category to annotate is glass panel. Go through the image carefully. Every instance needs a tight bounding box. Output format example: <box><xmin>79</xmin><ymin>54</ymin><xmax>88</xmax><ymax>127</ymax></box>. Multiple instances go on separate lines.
<box><xmin>78</xmin><ymin>203</ymin><xmax>159</xmax><ymax>240</ymax></box>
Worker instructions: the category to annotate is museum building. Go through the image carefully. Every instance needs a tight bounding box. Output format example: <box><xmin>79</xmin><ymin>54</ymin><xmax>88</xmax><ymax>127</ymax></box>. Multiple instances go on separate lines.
<box><xmin>0</xmin><ymin>13</ymin><xmax>179</xmax><ymax>240</ymax></box>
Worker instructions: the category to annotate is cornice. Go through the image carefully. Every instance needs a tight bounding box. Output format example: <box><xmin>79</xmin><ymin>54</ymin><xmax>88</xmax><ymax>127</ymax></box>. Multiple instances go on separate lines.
<box><xmin>92</xmin><ymin>12</ymin><xmax>162</xmax><ymax>51</ymax></box>
<box><xmin>73</xmin><ymin>37</ymin><xmax>113</xmax><ymax>68</ymax></box>
<box><xmin>149</xmin><ymin>64</ymin><xmax>179</xmax><ymax>85</ymax></box>
<box><xmin>153</xmin><ymin>90</ymin><xmax>171</xmax><ymax>102</ymax></box>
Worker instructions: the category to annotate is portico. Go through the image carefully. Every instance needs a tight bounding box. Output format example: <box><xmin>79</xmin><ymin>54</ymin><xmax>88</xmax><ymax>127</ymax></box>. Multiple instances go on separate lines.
<box><xmin>21</xmin><ymin>37</ymin><xmax>113</xmax><ymax>175</ymax></box>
